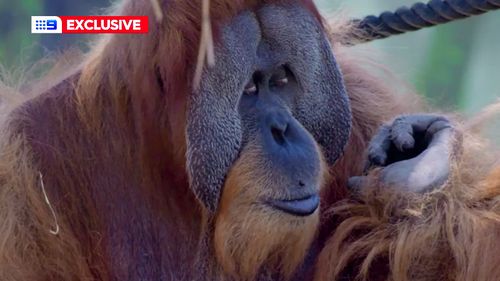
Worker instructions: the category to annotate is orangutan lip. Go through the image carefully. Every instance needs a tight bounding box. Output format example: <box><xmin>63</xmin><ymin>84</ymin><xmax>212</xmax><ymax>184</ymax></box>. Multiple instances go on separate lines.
<box><xmin>269</xmin><ymin>194</ymin><xmax>320</xmax><ymax>217</ymax></box>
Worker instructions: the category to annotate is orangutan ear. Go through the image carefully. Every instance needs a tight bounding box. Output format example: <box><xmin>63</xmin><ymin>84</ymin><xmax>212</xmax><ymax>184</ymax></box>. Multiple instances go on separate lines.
<box><xmin>185</xmin><ymin>12</ymin><xmax>261</xmax><ymax>212</ymax></box>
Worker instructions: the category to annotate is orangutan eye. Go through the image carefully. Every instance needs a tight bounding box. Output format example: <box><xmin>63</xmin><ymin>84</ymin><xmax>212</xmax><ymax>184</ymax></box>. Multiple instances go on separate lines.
<box><xmin>270</xmin><ymin>66</ymin><xmax>290</xmax><ymax>88</ymax></box>
<box><xmin>243</xmin><ymin>82</ymin><xmax>258</xmax><ymax>95</ymax></box>
<box><xmin>273</xmin><ymin>77</ymin><xmax>288</xmax><ymax>87</ymax></box>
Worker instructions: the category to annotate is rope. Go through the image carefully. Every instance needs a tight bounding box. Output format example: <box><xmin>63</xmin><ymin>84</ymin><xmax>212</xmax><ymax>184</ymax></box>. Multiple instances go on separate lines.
<box><xmin>350</xmin><ymin>0</ymin><xmax>500</xmax><ymax>44</ymax></box>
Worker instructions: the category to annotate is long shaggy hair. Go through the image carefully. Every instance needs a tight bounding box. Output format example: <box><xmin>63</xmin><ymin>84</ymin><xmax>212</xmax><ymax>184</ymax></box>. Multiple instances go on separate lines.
<box><xmin>0</xmin><ymin>0</ymin><xmax>498</xmax><ymax>280</ymax></box>
<box><xmin>314</xmin><ymin>111</ymin><xmax>500</xmax><ymax>281</ymax></box>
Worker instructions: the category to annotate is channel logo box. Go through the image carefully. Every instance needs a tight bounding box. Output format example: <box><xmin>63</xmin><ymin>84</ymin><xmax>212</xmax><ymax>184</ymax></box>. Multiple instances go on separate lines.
<box><xmin>31</xmin><ymin>16</ymin><xmax>62</xmax><ymax>33</ymax></box>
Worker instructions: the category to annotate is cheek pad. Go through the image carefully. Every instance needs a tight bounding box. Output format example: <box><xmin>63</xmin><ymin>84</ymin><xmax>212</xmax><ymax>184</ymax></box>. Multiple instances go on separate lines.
<box><xmin>258</xmin><ymin>4</ymin><xmax>352</xmax><ymax>165</ymax></box>
<box><xmin>186</xmin><ymin>12</ymin><xmax>261</xmax><ymax>212</ymax></box>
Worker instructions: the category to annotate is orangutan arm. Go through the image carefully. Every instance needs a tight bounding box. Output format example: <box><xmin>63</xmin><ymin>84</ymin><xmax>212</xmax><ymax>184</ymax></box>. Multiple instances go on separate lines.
<box><xmin>315</xmin><ymin>114</ymin><xmax>500</xmax><ymax>281</ymax></box>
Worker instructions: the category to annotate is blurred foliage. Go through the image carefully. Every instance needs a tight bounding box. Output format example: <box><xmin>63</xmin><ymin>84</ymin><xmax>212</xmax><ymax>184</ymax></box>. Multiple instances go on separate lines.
<box><xmin>316</xmin><ymin>0</ymin><xmax>499</xmax><ymax>115</ymax></box>
<box><xmin>0</xmin><ymin>0</ymin><xmax>42</xmax><ymax>67</ymax></box>
<box><xmin>416</xmin><ymin>18</ymin><xmax>478</xmax><ymax>111</ymax></box>
<box><xmin>0</xmin><ymin>0</ymin><xmax>107</xmax><ymax>68</ymax></box>
<box><xmin>0</xmin><ymin>0</ymin><xmax>498</xmax><ymax>115</ymax></box>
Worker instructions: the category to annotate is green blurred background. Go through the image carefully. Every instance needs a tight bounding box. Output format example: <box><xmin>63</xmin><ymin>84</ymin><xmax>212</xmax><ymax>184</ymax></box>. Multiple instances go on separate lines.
<box><xmin>0</xmin><ymin>0</ymin><xmax>499</xmax><ymax>115</ymax></box>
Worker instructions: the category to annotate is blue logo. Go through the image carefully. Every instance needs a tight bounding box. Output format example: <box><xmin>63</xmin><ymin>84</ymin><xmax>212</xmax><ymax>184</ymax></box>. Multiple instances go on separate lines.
<box><xmin>35</xmin><ymin>19</ymin><xmax>57</xmax><ymax>31</ymax></box>
<box><xmin>32</xmin><ymin>16</ymin><xmax>62</xmax><ymax>34</ymax></box>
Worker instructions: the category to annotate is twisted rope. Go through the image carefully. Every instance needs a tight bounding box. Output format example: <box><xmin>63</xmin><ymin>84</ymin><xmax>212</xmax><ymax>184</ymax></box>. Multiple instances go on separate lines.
<box><xmin>350</xmin><ymin>0</ymin><xmax>500</xmax><ymax>44</ymax></box>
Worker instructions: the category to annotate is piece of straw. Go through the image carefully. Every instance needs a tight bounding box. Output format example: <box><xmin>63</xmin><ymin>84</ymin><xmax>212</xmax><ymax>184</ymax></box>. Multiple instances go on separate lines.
<box><xmin>149</xmin><ymin>0</ymin><xmax>164</xmax><ymax>22</ymax></box>
<box><xmin>39</xmin><ymin>172</ymin><xmax>60</xmax><ymax>235</ymax></box>
<box><xmin>193</xmin><ymin>0</ymin><xmax>215</xmax><ymax>90</ymax></box>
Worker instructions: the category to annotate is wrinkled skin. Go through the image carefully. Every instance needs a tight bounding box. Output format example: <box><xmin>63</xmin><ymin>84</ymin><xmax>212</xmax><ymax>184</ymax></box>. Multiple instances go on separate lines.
<box><xmin>350</xmin><ymin>115</ymin><xmax>462</xmax><ymax>193</ymax></box>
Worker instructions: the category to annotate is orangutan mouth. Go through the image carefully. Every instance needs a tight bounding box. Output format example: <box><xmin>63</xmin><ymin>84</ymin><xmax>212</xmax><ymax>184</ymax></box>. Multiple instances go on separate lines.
<box><xmin>269</xmin><ymin>194</ymin><xmax>320</xmax><ymax>216</ymax></box>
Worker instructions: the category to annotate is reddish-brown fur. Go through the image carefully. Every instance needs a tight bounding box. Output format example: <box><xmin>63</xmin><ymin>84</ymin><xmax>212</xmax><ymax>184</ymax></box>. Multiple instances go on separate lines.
<box><xmin>214</xmin><ymin>136</ymin><xmax>327</xmax><ymax>280</ymax></box>
<box><xmin>0</xmin><ymin>0</ymin><xmax>498</xmax><ymax>281</ymax></box>
<box><xmin>314</xmin><ymin>132</ymin><xmax>500</xmax><ymax>281</ymax></box>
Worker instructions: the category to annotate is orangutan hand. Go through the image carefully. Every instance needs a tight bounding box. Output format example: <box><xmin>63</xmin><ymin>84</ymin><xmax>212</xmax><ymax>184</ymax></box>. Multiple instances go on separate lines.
<box><xmin>349</xmin><ymin>114</ymin><xmax>462</xmax><ymax>193</ymax></box>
